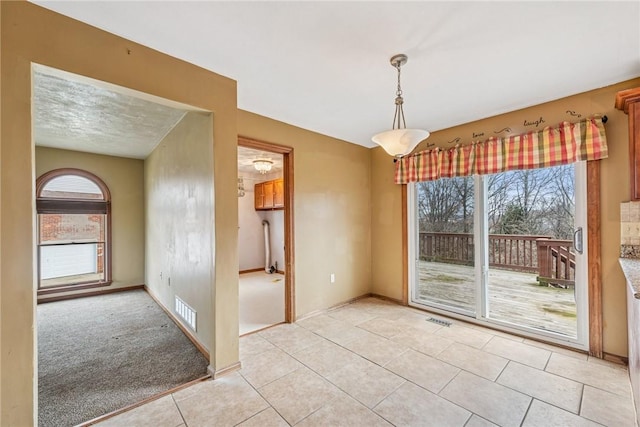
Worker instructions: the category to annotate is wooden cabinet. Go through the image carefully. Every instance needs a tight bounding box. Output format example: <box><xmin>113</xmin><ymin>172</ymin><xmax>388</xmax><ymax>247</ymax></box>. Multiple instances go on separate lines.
<box><xmin>274</xmin><ymin>178</ymin><xmax>284</xmax><ymax>208</ymax></box>
<box><xmin>254</xmin><ymin>182</ymin><xmax>264</xmax><ymax>209</ymax></box>
<box><xmin>255</xmin><ymin>178</ymin><xmax>284</xmax><ymax>210</ymax></box>
<box><xmin>615</xmin><ymin>88</ymin><xmax>640</xmax><ymax>200</ymax></box>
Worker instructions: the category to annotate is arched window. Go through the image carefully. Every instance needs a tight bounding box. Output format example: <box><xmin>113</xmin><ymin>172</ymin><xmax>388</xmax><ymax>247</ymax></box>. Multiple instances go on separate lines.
<box><xmin>36</xmin><ymin>169</ymin><xmax>111</xmax><ymax>292</ymax></box>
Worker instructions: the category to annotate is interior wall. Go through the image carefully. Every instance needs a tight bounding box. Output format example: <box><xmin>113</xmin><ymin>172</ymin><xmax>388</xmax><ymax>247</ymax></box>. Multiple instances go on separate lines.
<box><xmin>238</xmin><ymin>111</ymin><xmax>372</xmax><ymax>317</ymax></box>
<box><xmin>0</xmin><ymin>3</ymin><xmax>238</xmax><ymax>425</ymax></box>
<box><xmin>238</xmin><ymin>171</ymin><xmax>284</xmax><ymax>272</ymax></box>
<box><xmin>238</xmin><ymin>183</ymin><xmax>265</xmax><ymax>271</ymax></box>
<box><xmin>371</xmin><ymin>78</ymin><xmax>640</xmax><ymax>358</ymax></box>
<box><xmin>35</xmin><ymin>147</ymin><xmax>145</xmax><ymax>298</ymax></box>
<box><xmin>259</xmin><ymin>209</ymin><xmax>285</xmax><ymax>273</ymax></box>
<box><xmin>145</xmin><ymin>112</ymin><xmax>213</xmax><ymax>350</ymax></box>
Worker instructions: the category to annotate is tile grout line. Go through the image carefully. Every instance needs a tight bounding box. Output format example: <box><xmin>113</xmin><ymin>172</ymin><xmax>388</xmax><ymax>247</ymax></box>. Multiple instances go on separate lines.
<box><xmin>493</xmin><ymin>358</ymin><xmax>511</xmax><ymax>383</ymax></box>
<box><xmin>577</xmin><ymin>383</ymin><xmax>585</xmax><ymax>417</ymax></box>
<box><xmin>171</xmin><ymin>393</ymin><xmax>189</xmax><ymax>427</ymax></box>
<box><xmin>518</xmin><ymin>397</ymin><xmax>535</xmax><ymax>427</ymax></box>
<box><xmin>241</xmin><ymin>368</ymin><xmax>293</xmax><ymax>426</ymax></box>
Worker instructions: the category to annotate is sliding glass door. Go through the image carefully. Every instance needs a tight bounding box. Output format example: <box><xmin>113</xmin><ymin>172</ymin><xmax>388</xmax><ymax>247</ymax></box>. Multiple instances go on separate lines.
<box><xmin>413</xmin><ymin>177</ymin><xmax>476</xmax><ymax>316</ymax></box>
<box><xmin>409</xmin><ymin>163</ymin><xmax>588</xmax><ymax>349</ymax></box>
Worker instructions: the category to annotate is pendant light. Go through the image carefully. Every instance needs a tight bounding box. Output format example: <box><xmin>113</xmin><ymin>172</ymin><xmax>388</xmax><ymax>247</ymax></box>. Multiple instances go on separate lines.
<box><xmin>372</xmin><ymin>54</ymin><xmax>429</xmax><ymax>157</ymax></box>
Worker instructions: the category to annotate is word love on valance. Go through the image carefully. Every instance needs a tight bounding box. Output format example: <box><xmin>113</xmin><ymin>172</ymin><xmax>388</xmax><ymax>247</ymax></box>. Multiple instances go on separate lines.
<box><xmin>394</xmin><ymin>117</ymin><xmax>608</xmax><ymax>184</ymax></box>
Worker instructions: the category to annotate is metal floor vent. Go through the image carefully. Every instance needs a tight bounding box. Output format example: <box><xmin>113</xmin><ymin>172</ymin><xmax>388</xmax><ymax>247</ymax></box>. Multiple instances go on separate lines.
<box><xmin>426</xmin><ymin>317</ymin><xmax>452</xmax><ymax>327</ymax></box>
<box><xmin>175</xmin><ymin>296</ymin><xmax>197</xmax><ymax>331</ymax></box>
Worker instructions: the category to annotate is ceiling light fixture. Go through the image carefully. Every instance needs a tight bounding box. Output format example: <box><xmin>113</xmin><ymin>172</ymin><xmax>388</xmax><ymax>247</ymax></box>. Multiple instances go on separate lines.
<box><xmin>372</xmin><ymin>54</ymin><xmax>430</xmax><ymax>157</ymax></box>
<box><xmin>253</xmin><ymin>159</ymin><xmax>273</xmax><ymax>174</ymax></box>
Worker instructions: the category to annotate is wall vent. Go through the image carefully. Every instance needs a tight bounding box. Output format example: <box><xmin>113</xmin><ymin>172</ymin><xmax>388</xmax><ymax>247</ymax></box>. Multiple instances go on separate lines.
<box><xmin>175</xmin><ymin>296</ymin><xmax>197</xmax><ymax>331</ymax></box>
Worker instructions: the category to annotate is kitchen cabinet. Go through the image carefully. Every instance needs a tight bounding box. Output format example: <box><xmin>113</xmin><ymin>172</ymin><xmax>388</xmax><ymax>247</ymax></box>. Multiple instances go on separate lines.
<box><xmin>615</xmin><ymin>88</ymin><xmax>640</xmax><ymax>200</ymax></box>
<box><xmin>255</xmin><ymin>178</ymin><xmax>284</xmax><ymax>210</ymax></box>
<box><xmin>273</xmin><ymin>178</ymin><xmax>284</xmax><ymax>208</ymax></box>
<box><xmin>254</xmin><ymin>182</ymin><xmax>264</xmax><ymax>209</ymax></box>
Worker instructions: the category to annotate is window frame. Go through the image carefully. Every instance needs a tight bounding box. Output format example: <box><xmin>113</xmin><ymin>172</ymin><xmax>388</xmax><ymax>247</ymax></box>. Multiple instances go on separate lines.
<box><xmin>36</xmin><ymin>168</ymin><xmax>112</xmax><ymax>294</ymax></box>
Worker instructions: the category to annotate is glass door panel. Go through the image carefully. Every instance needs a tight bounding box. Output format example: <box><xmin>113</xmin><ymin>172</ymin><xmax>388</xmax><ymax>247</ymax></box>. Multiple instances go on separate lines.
<box><xmin>485</xmin><ymin>165</ymin><xmax>578</xmax><ymax>338</ymax></box>
<box><xmin>413</xmin><ymin>177</ymin><xmax>476</xmax><ymax>315</ymax></box>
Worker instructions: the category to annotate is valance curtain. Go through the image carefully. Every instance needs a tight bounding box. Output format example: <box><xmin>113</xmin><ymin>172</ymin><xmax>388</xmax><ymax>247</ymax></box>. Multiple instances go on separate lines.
<box><xmin>394</xmin><ymin>117</ymin><xmax>608</xmax><ymax>184</ymax></box>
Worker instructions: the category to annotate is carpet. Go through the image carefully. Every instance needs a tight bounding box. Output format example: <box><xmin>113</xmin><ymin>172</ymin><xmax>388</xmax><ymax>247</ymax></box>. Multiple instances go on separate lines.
<box><xmin>38</xmin><ymin>289</ymin><xmax>209</xmax><ymax>427</ymax></box>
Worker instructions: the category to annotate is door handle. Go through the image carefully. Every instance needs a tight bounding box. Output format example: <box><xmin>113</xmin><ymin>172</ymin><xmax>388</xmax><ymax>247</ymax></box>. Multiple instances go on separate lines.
<box><xmin>573</xmin><ymin>227</ymin><xmax>583</xmax><ymax>254</ymax></box>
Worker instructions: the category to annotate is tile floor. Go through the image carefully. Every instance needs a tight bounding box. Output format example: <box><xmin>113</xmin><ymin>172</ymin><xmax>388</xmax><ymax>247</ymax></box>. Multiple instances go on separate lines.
<box><xmin>96</xmin><ymin>298</ymin><xmax>636</xmax><ymax>427</ymax></box>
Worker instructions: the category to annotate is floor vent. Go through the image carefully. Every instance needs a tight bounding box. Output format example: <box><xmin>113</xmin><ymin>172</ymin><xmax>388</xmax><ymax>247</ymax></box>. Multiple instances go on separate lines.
<box><xmin>426</xmin><ymin>317</ymin><xmax>452</xmax><ymax>327</ymax></box>
<box><xmin>175</xmin><ymin>296</ymin><xmax>197</xmax><ymax>331</ymax></box>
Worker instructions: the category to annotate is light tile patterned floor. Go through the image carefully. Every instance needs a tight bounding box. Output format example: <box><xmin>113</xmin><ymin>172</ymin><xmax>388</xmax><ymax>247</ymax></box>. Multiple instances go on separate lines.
<box><xmin>96</xmin><ymin>298</ymin><xmax>636</xmax><ymax>427</ymax></box>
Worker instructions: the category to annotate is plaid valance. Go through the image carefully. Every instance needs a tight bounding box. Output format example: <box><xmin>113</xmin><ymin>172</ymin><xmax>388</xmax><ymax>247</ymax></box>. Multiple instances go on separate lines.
<box><xmin>394</xmin><ymin>117</ymin><xmax>608</xmax><ymax>184</ymax></box>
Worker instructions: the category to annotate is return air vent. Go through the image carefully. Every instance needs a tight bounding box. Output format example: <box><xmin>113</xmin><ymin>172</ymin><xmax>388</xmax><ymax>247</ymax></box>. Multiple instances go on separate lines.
<box><xmin>426</xmin><ymin>317</ymin><xmax>452</xmax><ymax>327</ymax></box>
<box><xmin>175</xmin><ymin>296</ymin><xmax>197</xmax><ymax>331</ymax></box>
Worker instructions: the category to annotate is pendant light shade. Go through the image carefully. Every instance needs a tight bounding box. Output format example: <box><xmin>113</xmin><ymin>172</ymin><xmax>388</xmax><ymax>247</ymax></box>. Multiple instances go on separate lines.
<box><xmin>372</xmin><ymin>54</ymin><xmax>429</xmax><ymax>157</ymax></box>
<box><xmin>372</xmin><ymin>128</ymin><xmax>430</xmax><ymax>157</ymax></box>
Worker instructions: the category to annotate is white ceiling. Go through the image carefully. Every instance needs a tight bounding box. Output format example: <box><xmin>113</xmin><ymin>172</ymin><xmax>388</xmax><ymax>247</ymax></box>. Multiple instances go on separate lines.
<box><xmin>32</xmin><ymin>1</ymin><xmax>640</xmax><ymax>149</ymax></box>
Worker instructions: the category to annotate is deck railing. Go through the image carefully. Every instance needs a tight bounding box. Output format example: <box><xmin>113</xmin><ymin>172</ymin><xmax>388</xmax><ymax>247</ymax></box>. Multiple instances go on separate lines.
<box><xmin>536</xmin><ymin>239</ymin><xmax>575</xmax><ymax>287</ymax></box>
<box><xmin>419</xmin><ymin>232</ymin><xmax>575</xmax><ymax>287</ymax></box>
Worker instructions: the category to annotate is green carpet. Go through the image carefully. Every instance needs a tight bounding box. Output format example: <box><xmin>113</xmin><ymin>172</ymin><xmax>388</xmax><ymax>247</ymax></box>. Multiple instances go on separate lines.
<box><xmin>38</xmin><ymin>289</ymin><xmax>209</xmax><ymax>427</ymax></box>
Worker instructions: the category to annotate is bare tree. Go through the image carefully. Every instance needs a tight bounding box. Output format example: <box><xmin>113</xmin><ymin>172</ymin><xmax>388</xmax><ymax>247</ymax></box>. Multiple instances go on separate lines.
<box><xmin>417</xmin><ymin>164</ymin><xmax>575</xmax><ymax>239</ymax></box>
<box><xmin>452</xmin><ymin>177</ymin><xmax>474</xmax><ymax>233</ymax></box>
<box><xmin>417</xmin><ymin>179</ymin><xmax>460</xmax><ymax>232</ymax></box>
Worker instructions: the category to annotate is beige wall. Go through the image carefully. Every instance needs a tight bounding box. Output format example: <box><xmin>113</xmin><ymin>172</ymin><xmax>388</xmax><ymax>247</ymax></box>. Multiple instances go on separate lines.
<box><xmin>1</xmin><ymin>3</ymin><xmax>238</xmax><ymax>425</ymax></box>
<box><xmin>145</xmin><ymin>112</ymin><xmax>214</xmax><ymax>350</ymax></box>
<box><xmin>35</xmin><ymin>147</ymin><xmax>145</xmax><ymax>297</ymax></box>
<box><xmin>238</xmin><ymin>111</ymin><xmax>372</xmax><ymax>317</ymax></box>
<box><xmin>371</xmin><ymin>78</ymin><xmax>640</xmax><ymax>358</ymax></box>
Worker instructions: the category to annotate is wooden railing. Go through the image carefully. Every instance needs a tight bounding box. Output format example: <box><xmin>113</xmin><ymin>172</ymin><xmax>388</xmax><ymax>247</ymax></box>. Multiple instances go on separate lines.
<box><xmin>536</xmin><ymin>239</ymin><xmax>575</xmax><ymax>288</ymax></box>
<box><xmin>419</xmin><ymin>232</ymin><xmax>575</xmax><ymax>287</ymax></box>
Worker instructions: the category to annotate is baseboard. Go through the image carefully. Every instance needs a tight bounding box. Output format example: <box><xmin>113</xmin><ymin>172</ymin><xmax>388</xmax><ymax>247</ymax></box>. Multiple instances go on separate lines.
<box><xmin>295</xmin><ymin>293</ymin><xmax>373</xmax><ymax>322</ymax></box>
<box><xmin>239</xmin><ymin>268</ymin><xmax>264</xmax><ymax>274</ymax></box>
<box><xmin>240</xmin><ymin>322</ymin><xmax>287</xmax><ymax>337</ymax></box>
<box><xmin>81</xmin><ymin>374</ymin><xmax>210</xmax><ymax>426</ymax></box>
<box><xmin>370</xmin><ymin>293</ymin><xmax>405</xmax><ymax>306</ymax></box>
<box><xmin>143</xmin><ymin>286</ymin><xmax>210</xmax><ymax>361</ymax></box>
<box><xmin>239</xmin><ymin>268</ymin><xmax>286</xmax><ymax>275</ymax></box>
<box><xmin>208</xmin><ymin>361</ymin><xmax>241</xmax><ymax>379</ymax></box>
<box><xmin>603</xmin><ymin>352</ymin><xmax>629</xmax><ymax>365</ymax></box>
<box><xmin>37</xmin><ymin>284</ymin><xmax>145</xmax><ymax>304</ymax></box>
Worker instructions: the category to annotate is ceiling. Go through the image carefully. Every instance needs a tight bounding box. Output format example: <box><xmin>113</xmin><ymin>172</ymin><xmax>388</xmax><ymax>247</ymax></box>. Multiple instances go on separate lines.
<box><xmin>31</xmin><ymin>1</ymin><xmax>640</xmax><ymax>149</ymax></box>
<box><xmin>33</xmin><ymin>65</ymin><xmax>190</xmax><ymax>159</ymax></box>
<box><xmin>238</xmin><ymin>146</ymin><xmax>283</xmax><ymax>177</ymax></box>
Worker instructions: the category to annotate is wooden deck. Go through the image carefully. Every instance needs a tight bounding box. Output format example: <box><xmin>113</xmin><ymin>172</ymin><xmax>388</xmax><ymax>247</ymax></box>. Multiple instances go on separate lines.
<box><xmin>416</xmin><ymin>261</ymin><xmax>577</xmax><ymax>337</ymax></box>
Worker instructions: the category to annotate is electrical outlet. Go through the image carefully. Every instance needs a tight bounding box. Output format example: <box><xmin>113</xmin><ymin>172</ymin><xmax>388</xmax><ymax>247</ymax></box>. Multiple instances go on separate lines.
<box><xmin>330</xmin><ymin>273</ymin><xmax>335</xmax><ymax>283</ymax></box>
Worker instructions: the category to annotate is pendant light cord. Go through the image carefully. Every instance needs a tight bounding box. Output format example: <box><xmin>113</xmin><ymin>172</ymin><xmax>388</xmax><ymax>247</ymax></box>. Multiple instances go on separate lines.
<box><xmin>392</xmin><ymin>61</ymin><xmax>406</xmax><ymax>130</ymax></box>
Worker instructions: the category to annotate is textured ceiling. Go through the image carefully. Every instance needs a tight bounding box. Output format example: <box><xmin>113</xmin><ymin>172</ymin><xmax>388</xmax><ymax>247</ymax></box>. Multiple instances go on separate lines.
<box><xmin>238</xmin><ymin>146</ymin><xmax>283</xmax><ymax>177</ymax></box>
<box><xmin>33</xmin><ymin>66</ymin><xmax>188</xmax><ymax>159</ymax></box>
<box><xmin>31</xmin><ymin>1</ymin><xmax>640</xmax><ymax>149</ymax></box>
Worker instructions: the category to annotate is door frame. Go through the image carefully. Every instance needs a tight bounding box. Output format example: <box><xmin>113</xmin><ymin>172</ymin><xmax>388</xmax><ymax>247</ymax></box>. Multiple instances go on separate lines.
<box><xmin>238</xmin><ymin>136</ymin><xmax>295</xmax><ymax>323</ymax></box>
<box><xmin>403</xmin><ymin>160</ymin><xmax>604</xmax><ymax>357</ymax></box>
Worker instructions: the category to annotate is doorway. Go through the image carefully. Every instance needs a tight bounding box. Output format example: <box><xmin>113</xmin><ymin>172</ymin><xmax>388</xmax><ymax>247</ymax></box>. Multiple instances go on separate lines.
<box><xmin>32</xmin><ymin>64</ymin><xmax>213</xmax><ymax>425</ymax></box>
<box><xmin>238</xmin><ymin>137</ymin><xmax>295</xmax><ymax>335</ymax></box>
<box><xmin>409</xmin><ymin>163</ymin><xmax>589</xmax><ymax>350</ymax></box>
